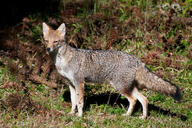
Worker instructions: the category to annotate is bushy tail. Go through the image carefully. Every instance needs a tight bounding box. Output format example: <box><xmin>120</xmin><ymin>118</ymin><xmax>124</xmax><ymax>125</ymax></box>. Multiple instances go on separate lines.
<box><xmin>135</xmin><ymin>63</ymin><xmax>182</xmax><ymax>101</ymax></box>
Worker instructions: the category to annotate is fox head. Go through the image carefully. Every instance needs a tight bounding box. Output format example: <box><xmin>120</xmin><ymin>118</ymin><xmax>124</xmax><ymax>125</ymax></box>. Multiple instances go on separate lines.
<box><xmin>42</xmin><ymin>23</ymin><xmax>66</xmax><ymax>53</ymax></box>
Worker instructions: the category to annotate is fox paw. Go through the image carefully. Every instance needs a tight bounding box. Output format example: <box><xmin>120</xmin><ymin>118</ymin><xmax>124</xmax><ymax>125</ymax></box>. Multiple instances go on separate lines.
<box><xmin>68</xmin><ymin>111</ymin><xmax>76</xmax><ymax>115</ymax></box>
<box><xmin>76</xmin><ymin>112</ymin><xmax>83</xmax><ymax>117</ymax></box>
<box><xmin>139</xmin><ymin>115</ymin><xmax>147</xmax><ymax>119</ymax></box>
<box><xmin>122</xmin><ymin>113</ymin><xmax>131</xmax><ymax>116</ymax></box>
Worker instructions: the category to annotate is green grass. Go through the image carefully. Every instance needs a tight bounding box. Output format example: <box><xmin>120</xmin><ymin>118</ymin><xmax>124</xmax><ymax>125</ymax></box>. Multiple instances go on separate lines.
<box><xmin>0</xmin><ymin>64</ymin><xmax>191</xmax><ymax>127</ymax></box>
<box><xmin>0</xmin><ymin>0</ymin><xmax>192</xmax><ymax>127</ymax></box>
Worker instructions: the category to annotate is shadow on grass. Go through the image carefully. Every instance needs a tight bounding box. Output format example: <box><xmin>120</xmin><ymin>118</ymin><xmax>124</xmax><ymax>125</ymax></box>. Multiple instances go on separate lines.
<box><xmin>63</xmin><ymin>90</ymin><xmax>187</xmax><ymax>121</ymax></box>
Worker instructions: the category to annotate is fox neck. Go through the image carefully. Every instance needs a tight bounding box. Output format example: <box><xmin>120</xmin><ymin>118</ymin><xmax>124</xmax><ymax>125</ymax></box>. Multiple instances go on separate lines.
<box><xmin>49</xmin><ymin>47</ymin><xmax>60</xmax><ymax>62</ymax></box>
<box><xmin>49</xmin><ymin>42</ymin><xmax>72</xmax><ymax>62</ymax></box>
<box><xmin>48</xmin><ymin>42</ymin><xmax>64</xmax><ymax>62</ymax></box>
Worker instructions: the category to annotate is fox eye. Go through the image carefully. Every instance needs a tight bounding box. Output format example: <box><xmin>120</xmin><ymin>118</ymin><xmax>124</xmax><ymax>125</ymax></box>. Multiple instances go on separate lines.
<box><xmin>44</xmin><ymin>40</ymin><xmax>48</xmax><ymax>43</ymax></box>
<box><xmin>53</xmin><ymin>41</ymin><xmax>59</xmax><ymax>43</ymax></box>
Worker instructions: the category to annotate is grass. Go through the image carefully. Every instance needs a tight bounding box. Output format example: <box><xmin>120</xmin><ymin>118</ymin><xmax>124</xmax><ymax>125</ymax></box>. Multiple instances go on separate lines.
<box><xmin>0</xmin><ymin>0</ymin><xmax>192</xmax><ymax>127</ymax></box>
<box><xmin>0</xmin><ymin>64</ymin><xmax>191</xmax><ymax>127</ymax></box>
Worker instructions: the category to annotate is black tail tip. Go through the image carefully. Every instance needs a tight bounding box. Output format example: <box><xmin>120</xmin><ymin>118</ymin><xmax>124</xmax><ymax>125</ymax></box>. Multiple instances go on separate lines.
<box><xmin>172</xmin><ymin>86</ymin><xmax>182</xmax><ymax>102</ymax></box>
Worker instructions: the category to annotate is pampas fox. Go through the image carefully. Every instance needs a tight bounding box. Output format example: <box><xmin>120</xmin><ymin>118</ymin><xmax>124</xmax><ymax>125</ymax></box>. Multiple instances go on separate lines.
<box><xmin>42</xmin><ymin>22</ymin><xmax>181</xmax><ymax>119</ymax></box>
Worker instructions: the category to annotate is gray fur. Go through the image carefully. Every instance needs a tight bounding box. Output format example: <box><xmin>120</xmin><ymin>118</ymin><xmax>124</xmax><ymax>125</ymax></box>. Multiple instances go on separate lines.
<box><xmin>55</xmin><ymin>43</ymin><xmax>141</xmax><ymax>91</ymax></box>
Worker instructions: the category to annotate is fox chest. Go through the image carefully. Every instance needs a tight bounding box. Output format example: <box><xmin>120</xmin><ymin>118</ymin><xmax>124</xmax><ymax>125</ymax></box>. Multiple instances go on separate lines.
<box><xmin>55</xmin><ymin>56</ymin><xmax>74</xmax><ymax>81</ymax></box>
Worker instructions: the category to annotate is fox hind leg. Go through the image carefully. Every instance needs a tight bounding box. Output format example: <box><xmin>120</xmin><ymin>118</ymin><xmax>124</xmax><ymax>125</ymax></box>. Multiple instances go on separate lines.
<box><xmin>121</xmin><ymin>90</ymin><xmax>137</xmax><ymax>116</ymax></box>
<box><xmin>132</xmin><ymin>87</ymin><xmax>148</xmax><ymax>119</ymax></box>
<box><xmin>120</xmin><ymin>87</ymin><xmax>148</xmax><ymax>119</ymax></box>
<box><xmin>123</xmin><ymin>94</ymin><xmax>137</xmax><ymax>116</ymax></box>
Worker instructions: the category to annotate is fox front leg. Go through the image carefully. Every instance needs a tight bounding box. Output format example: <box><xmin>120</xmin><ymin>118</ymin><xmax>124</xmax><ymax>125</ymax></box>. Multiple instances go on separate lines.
<box><xmin>69</xmin><ymin>85</ymin><xmax>77</xmax><ymax>115</ymax></box>
<box><xmin>75</xmin><ymin>82</ymin><xmax>85</xmax><ymax>117</ymax></box>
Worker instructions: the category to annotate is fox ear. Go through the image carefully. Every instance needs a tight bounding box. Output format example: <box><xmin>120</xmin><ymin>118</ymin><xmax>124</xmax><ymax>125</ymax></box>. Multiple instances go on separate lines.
<box><xmin>57</xmin><ymin>23</ymin><xmax>66</xmax><ymax>38</ymax></box>
<box><xmin>42</xmin><ymin>22</ymin><xmax>49</xmax><ymax>37</ymax></box>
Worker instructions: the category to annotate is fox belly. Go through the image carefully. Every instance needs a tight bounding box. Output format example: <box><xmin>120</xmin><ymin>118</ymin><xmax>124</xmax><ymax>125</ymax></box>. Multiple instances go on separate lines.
<box><xmin>84</xmin><ymin>74</ymin><xmax>108</xmax><ymax>83</ymax></box>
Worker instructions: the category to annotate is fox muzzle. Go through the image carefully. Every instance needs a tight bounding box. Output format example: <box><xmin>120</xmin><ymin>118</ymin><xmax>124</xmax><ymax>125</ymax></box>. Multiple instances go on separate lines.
<box><xmin>46</xmin><ymin>48</ymin><xmax>51</xmax><ymax>52</ymax></box>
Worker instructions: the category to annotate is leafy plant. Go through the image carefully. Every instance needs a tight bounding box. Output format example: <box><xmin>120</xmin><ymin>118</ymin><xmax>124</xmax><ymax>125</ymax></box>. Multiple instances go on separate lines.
<box><xmin>182</xmin><ymin>0</ymin><xmax>192</xmax><ymax>16</ymax></box>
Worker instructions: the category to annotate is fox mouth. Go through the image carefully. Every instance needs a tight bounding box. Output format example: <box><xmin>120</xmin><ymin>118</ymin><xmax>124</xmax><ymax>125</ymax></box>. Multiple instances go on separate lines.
<box><xmin>46</xmin><ymin>44</ymin><xmax>61</xmax><ymax>53</ymax></box>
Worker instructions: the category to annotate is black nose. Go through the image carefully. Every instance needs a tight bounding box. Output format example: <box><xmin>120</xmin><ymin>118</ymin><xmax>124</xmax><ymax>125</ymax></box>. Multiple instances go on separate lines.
<box><xmin>46</xmin><ymin>48</ymin><xmax>51</xmax><ymax>52</ymax></box>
